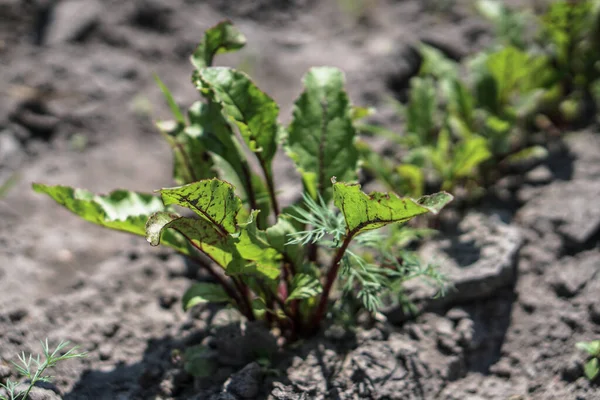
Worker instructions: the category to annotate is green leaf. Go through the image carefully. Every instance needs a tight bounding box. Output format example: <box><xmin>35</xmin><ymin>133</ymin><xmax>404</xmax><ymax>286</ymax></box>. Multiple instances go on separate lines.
<box><xmin>32</xmin><ymin>183</ymin><xmax>188</xmax><ymax>253</ymax></box>
<box><xmin>542</xmin><ymin>1</ymin><xmax>592</xmax><ymax>66</ymax></box>
<box><xmin>504</xmin><ymin>145</ymin><xmax>548</xmax><ymax>166</ymax></box>
<box><xmin>184</xmin><ymin>345</ymin><xmax>217</xmax><ymax>378</ymax></box>
<box><xmin>266</xmin><ymin>214</ymin><xmax>303</xmax><ymax>266</ymax></box>
<box><xmin>154</xmin><ymin>74</ymin><xmax>185</xmax><ymax>125</ymax></box>
<box><xmin>396</xmin><ymin>164</ymin><xmax>425</xmax><ymax>197</ymax></box>
<box><xmin>191</xmin><ymin>20</ymin><xmax>246</xmax><ymax>70</ymax></box>
<box><xmin>156</xmin><ymin>118</ymin><xmax>216</xmax><ymax>185</ymax></box>
<box><xmin>447</xmin><ymin>79</ymin><xmax>475</xmax><ymax>126</ymax></box>
<box><xmin>419</xmin><ymin>43</ymin><xmax>459</xmax><ymax>80</ymax></box>
<box><xmin>195</xmin><ymin>67</ymin><xmax>279</xmax><ymax>166</ymax></box>
<box><xmin>406</xmin><ymin>77</ymin><xmax>437</xmax><ymax>146</ymax></box>
<box><xmin>351</xmin><ymin>106</ymin><xmax>375</xmax><ymax>121</ymax></box>
<box><xmin>332</xmin><ymin>180</ymin><xmax>453</xmax><ymax>236</ymax></box>
<box><xmin>182</xmin><ymin>282</ymin><xmax>231</xmax><ymax>310</ymax></box>
<box><xmin>234</xmin><ymin>211</ymin><xmax>282</xmax><ymax>282</ymax></box>
<box><xmin>286</xmin><ymin>67</ymin><xmax>359</xmax><ymax>202</ymax></box>
<box><xmin>146</xmin><ymin>211</ymin><xmax>237</xmax><ymax>269</ymax></box>
<box><xmin>158</xmin><ymin>179</ymin><xmax>242</xmax><ymax>236</ymax></box>
<box><xmin>486</xmin><ymin>46</ymin><xmax>530</xmax><ymax>104</ymax></box>
<box><xmin>476</xmin><ymin>0</ymin><xmax>527</xmax><ymax>48</ymax></box>
<box><xmin>453</xmin><ymin>136</ymin><xmax>492</xmax><ymax>179</ymax></box>
<box><xmin>584</xmin><ymin>358</ymin><xmax>599</xmax><ymax>381</ymax></box>
<box><xmin>187</xmin><ymin>101</ymin><xmax>265</xmax><ymax>217</ymax></box>
<box><xmin>287</xmin><ymin>273</ymin><xmax>322</xmax><ymax>302</ymax></box>
<box><xmin>577</xmin><ymin>340</ymin><xmax>600</xmax><ymax>356</ymax></box>
<box><xmin>474</xmin><ymin>73</ymin><xmax>500</xmax><ymax>113</ymax></box>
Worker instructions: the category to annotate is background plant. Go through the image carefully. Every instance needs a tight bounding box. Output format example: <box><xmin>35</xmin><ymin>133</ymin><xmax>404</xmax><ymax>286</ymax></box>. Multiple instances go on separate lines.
<box><xmin>0</xmin><ymin>340</ymin><xmax>86</xmax><ymax>400</ymax></box>
<box><xmin>576</xmin><ymin>340</ymin><xmax>600</xmax><ymax>381</ymax></box>
<box><xmin>33</xmin><ymin>21</ymin><xmax>453</xmax><ymax>344</ymax></box>
<box><xmin>359</xmin><ymin>0</ymin><xmax>600</xmax><ymax>200</ymax></box>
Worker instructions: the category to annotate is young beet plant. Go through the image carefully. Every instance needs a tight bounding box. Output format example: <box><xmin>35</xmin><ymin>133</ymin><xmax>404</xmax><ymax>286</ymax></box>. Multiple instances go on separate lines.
<box><xmin>33</xmin><ymin>21</ymin><xmax>452</xmax><ymax>339</ymax></box>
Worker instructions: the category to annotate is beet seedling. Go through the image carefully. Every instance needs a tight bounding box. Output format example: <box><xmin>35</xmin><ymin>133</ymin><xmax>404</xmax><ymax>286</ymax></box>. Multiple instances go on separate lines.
<box><xmin>33</xmin><ymin>21</ymin><xmax>452</xmax><ymax>340</ymax></box>
<box><xmin>576</xmin><ymin>340</ymin><xmax>600</xmax><ymax>381</ymax></box>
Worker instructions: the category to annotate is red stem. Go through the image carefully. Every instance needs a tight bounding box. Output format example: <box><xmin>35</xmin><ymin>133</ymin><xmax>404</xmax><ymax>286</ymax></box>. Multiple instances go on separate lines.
<box><xmin>258</xmin><ymin>158</ymin><xmax>280</xmax><ymax>218</ymax></box>
<box><xmin>309</xmin><ymin>234</ymin><xmax>353</xmax><ymax>333</ymax></box>
<box><xmin>232</xmin><ymin>277</ymin><xmax>255</xmax><ymax>321</ymax></box>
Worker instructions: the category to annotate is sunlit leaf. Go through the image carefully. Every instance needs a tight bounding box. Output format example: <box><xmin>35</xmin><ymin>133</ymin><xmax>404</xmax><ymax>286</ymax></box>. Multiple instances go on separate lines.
<box><xmin>332</xmin><ymin>180</ymin><xmax>453</xmax><ymax>236</ymax></box>
<box><xmin>33</xmin><ymin>183</ymin><xmax>188</xmax><ymax>254</ymax></box>
<box><xmin>146</xmin><ymin>211</ymin><xmax>237</xmax><ymax>269</ymax></box>
<box><xmin>234</xmin><ymin>211</ymin><xmax>282</xmax><ymax>282</ymax></box>
<box><xmin>286</xmin><ymin>67</ymin><xmax>359</xmax><ymax>202</ymax></box>
<box><xmin>158</xmin><ymin>179</ymin><xmax>242</xmax><ymax>235</ymax></box>
<box><xmin>191</xmin><ymin>20</ymin><xmax>246</xmax><ymax>70</ymax></box>
<box><xmin>195</xmin><ymin>67</ymin><xmax>279</xmax><ymax>167</ymax></box>
<box><xmin>453</xmin><ymin>136</ymin><xmax>492</xmax><ymax>178</ymax></box>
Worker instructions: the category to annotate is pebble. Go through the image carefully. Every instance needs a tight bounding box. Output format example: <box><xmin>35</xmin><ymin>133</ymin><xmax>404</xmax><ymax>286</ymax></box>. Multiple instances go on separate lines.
<box><xmin>225</xmin><ymin>362</ymin><xmax>262</xmax><ymax>399</ymax></box>
<box><xmin>525</xmin><ymin>165</ymin><xmax>553</xmax><ymax>185</ymax></box>
<box><xmin>46</xmin><ymin>0</ymin><xmax>101</xmax><ymax>45</ymax></box>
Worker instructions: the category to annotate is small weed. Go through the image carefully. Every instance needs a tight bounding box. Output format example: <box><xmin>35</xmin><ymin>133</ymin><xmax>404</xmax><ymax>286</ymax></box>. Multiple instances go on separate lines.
<box><xmin>0</xmin><ymin>340</ymin><xmax>86</xmax><ymax>400</ymax></box>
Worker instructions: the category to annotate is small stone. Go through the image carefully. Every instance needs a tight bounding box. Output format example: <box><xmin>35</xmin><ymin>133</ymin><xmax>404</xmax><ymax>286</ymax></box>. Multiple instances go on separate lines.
<box><xmin>490</xmin><ymin>358</ymin><xmax>512</xmax><ymax>378</ymax></box>
<box><xmin>525</xmin><ymin>165</ymin><xmax>553</xmax><ymax>184</ymax></box>
<box><xmin>435</xmin><ymin>318</ymin><xmax>454</xmax><ymax>337</ymax></box>
<box><xmin>324</xmin><ymin>324</ymin><xmax>348</xmax><ymax>341</ymax></box>
<box><xmin>357</xmin><ymin>328</ymin><xmax>384</xmax><ymax>343</ymax></box>
<box><xmin>437</xmin><ymin>335</ymin><xmax>460</xmax><ymax>354</ymax></box>
<box><xmin>270</xmin><ymin>382</ymin><xmax>301</xmax><ymax>400</ymax></box>
<box><xmin>46</xmin><ymin>0</ymin><xmax>101</xmax><ymax>45</ymax></box>
<box><xmin>226</xmin><ymin>362</ymin><xmax>262</xmax><ymax>399</ymax></box>
<box><xmin>407</xmin><ymin>324</ymin><xmax>424</xmax><ymax>341</ymax></box>
<box><xmin>446</xmin><ymin>308</ymin><xmax>469</xmax><ymax>321</ymax></box>
<box><xmin>455</xmin><ymin>318</ymin><xmax>475</xmax><ymax>349</ymax></box>
<box><xmin>55</xmin><ymin>249</ymin><xmax>74</xmax><ymax>263</ymax></box>
<box><xmin>0</xmin><ymin>130</ymin><xmax>23</xmax><ymax>167</ymax></box>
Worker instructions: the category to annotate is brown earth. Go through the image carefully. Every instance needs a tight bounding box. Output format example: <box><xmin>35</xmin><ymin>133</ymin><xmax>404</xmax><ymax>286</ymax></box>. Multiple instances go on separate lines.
<box><xmin>1</xmin><ymin>0</ymin><xmax>599</xmax><ymax>399</ymax></box>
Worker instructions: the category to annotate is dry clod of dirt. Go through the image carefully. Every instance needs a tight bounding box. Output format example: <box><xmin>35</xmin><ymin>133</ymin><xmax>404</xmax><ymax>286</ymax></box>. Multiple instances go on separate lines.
<box><xmin>45</xmin><ymin>0</ymin><xmax>102</xmax><ymax>45</ymax></box>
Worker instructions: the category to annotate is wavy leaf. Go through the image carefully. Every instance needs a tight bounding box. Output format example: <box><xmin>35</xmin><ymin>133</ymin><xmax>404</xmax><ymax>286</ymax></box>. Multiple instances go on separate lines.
<box><xmin>332</xmin><ymin>180</ymin><xmax>453</xmax><ymax>236</ymax></box>
<box><xmin>33</xmin><ymin>183</ymin><xmax>188</xmax><ymax>254</ymax></box>
<box><xmin>194</xmin><ymin>67</ymin><xmax>279</xmax><ymax>166</ymax></box>
<box><xmin>158</xmin><ymin>179</ymin><xmax>242</xmax><ymax>236</ymax></box>
<box><xmin>286</xmin><ymin>67</ymin><xmax>359</xmax><ymax>202</ymax></box>
<box><xmin>146</xmin><ymin>211</ymin><xmax>238</xmax><ymax>269</ymax></box>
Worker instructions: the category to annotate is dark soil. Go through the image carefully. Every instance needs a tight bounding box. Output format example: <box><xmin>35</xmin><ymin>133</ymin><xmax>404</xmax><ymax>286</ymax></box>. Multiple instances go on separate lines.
<box><xmin>1</xmin><ymin>0</ymin><xmax>599</xmax><ymax>399</ymax></box>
